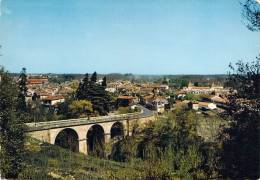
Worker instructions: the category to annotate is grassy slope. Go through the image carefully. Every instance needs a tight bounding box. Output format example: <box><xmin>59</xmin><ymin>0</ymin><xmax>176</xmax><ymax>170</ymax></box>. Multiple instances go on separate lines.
<box><xmin>19</xmin><ymin>137</ymin><xmax>144</xmax><ymax>180</ymax></box>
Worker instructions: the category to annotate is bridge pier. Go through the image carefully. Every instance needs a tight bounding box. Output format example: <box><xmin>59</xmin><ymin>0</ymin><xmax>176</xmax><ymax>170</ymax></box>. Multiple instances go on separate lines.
<box><xmin>104</xmin><ymin>133</ymin><xmax>111</xmax><ymax>143</ymax></box>
<box><xmin>78</xmin><ymin>138</ymin><xmax>88</xmax><ymax>155</ymax></box>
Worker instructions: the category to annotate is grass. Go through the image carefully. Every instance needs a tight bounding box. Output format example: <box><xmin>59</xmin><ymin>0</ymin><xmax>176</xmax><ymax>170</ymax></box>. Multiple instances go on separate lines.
<box><xmin>19</xmin><ymin>137</ymin><xmax>145</xmax><ymax>179</ymax></box>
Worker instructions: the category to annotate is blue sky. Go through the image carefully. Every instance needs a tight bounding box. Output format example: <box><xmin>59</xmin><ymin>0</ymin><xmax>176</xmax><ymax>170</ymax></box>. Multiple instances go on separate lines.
<box><xmin>0</xmin><ymin>0</ymin><xmax>259</xmax><ymax>74</ymax></box>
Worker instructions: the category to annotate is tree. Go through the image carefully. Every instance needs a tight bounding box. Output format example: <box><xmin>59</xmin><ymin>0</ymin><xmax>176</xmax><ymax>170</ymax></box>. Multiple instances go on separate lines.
<box><xmin>0</xmin><ymin>67</ymin><xmax>26</xmax><ymax>179</ymax></box>
<box><xmin>76</xmin><ymin>73</ymin><xmax>89</xmax><ymax>100</ymax></box>
<box><xmin>162</xmin><ymin>76</ymin><xmax>168</xmax><ymax>84</ymax></box>
<box><xmin>17</xmin><ymin>68</ymin><xmax>28</xmax><ymax>113</ymax></box>
<box><xmin>186</xmin><ymin>93</ymin><xmax>201</xmax><ymax>101</ymax></box>
<box><xmin>227</xmin><ymin>56</ymin><xmax>259</xmax><ymax>99</ymax></box>
<box><xmin>136</xmin><ymin>108</ymin><xmax>218</xmax><ymax>179</ymax></box>
<box><xmin>180</xmin><ymin>79</ymin><xmax>189</xmax><ymax>89</ymax></box>
<box><xmin>194</xmin><ymin>82</ymin><xmax>199</xmax><ymax>86</ymax></box>
<box><xmin>90</xmin><ymin>71</ymin><xmax>97</xmax><ymax>84</ymax></box>
<box><xmin>241</xmin><ymin>0</ymin><xmax>260</xmax><ymax>31</ymax></box>
<box><xmin>102</xmin><ymin>76</ymin><xmax>107</xmax><ymax>87</ymax></box>
<box><xmin>219</xmin><ymin>58</ymin><xmax>260</xmax><ymax>179</ymax></box>
<box><xmin>68</xmin><ymin>100</ymin><xmax>94</xmax><ymax>118</ymax></box>
<box><xmin>75</xmin><ymin>72</ymin><xmax>111</xmax><ymax>116</ymax></box>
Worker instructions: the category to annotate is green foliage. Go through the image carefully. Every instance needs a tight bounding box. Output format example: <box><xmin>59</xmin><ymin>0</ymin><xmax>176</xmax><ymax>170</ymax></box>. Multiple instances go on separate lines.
<box><xmin>57</xmin><ymin>97</ymin><xmax>74</xmax><ymax>119</ymax></box>
<box><xmin>90</xmin><ymin>71</ymin><xmax>97</xmax><ymax>83</ymax></box>
<box><xmin>17</xmin><ymin>67</ymin><xmax>28</xmax><ymax>113</ymax></box>
<box><xmin>117</xmin><ymin>107</ymin><xmax>135</xmax><ymax>114</ymax></box>
<box><xmin>62</xmin><ymin>74</ymin><xmax>75</xmax><ymax>81</ymax></box>
<box><xmin>68</xmin><ymin>100</ymin><xmax>94</xmax><ymax>118</ymax></box>
<box><xmin>68</xmin><ymin>81</ymin><xmax>79</xmax><ymax>91</ymax></box>
<box><xmin>111</xmin><ymin>108</ymin><xmax>219</xmax><ymax>179</ymax></box>
<box><xmin>218</xmin><ymin>58</ymin><xmax>260</xmax><ymax>179</ymax></box>
<box><xmin>241</xmin><ymin>0</ymin><xmax>260</xmax><ymax>31</ymax></box>
<box><xmin>227</xmin><ymin>57</ymin><xmax>260</xmax><ymax>99</ymax></box>
<box><xmin>102</xmin><ymin>76</ymin><xmax>107</xmax><ymax>87</ymax></box>
<box><xmin>219</xmin><ymin>110</ymin><xmax>259</xmax><ymax>179</ymax></box>
<box><xmin>110</xmin><ymin>136</ymin><xmax>138</xmax><ymax>162</ymax></box>
<box><xmin>76</xmin><ymin>72</ymin><xmax>111</xmax><ymax>115</ymax></box>
<box><xmin>167</xmin><ymin>98</ymin><xmax>176</xmax><ymax>105</ymax></box>
<box><xmin>27</xmin><ymin>101</ymin><xmax>59</xmax><ymax>122</ymax></box>
<box><xmin>185</xmin><ymin>93</ymin><xmax>201</xmax><ymax>101</ymax></box>
<box><xmin>20</xmin><ymin>137</ymin><xmax>144</xmax><ymax>179</ymax></box>
<box><xmin>162</xmin><ymin>76</ymin><xmax>168</xmax><ymax>84</ymax></box>
<box><xmin>194</xmin><ymin>82</ymin><xmax>199</xmax><ymax>86</ymax></box>
<box><xmin>180</xmin><ymin>79</ymin><xmax>189</xmax><ymax>89</ymax></box>
<box><xmin>0</xmin><ymin>67</ymin><xmax>26</xmax><ymax>179</ymax></box>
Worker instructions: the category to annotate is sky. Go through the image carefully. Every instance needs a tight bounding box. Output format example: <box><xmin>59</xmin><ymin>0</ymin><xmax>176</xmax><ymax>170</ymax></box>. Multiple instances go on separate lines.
<box><xmin>0</xmin><ymin>0</ymin><xmax>259</xmax><ymax>75</ymax></box>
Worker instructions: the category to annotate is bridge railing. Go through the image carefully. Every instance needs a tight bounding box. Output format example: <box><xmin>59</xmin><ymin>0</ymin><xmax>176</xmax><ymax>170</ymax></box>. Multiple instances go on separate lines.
<box><xmin>26</xmin><ymin>106</ymin><xmax>155</xmax><ymax>132</ymax></box>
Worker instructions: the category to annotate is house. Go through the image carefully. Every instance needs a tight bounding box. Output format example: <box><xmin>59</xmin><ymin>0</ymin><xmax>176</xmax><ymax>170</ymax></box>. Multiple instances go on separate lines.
<box><xmin>117</xmin><ymin>96</ymin><xmax>136</xmax><ymax>107</ymax></box>
<box><xmin>141</xmin><ymin>95</ymin><xmax>166</xmax><ymax>113</ymax></box>
<box><xmin>172</xmin><ymin>101</ymin><xmax>189</xmax><ymax>109</ymax></box>
<box><xmin>27</xmin><ymin>78</ymin><xmax>48</xmax><ymax>85</ymax></box>
<box><xmin>159</xmin><ymin>84</ymin><xmax>169</xmax><ymax>91</ymax></box>
<box><xmin>198</xmin><ymin>102</ymin><xmax>217</xmax><ymax>110</ymax></box>
<box><xmin>183</xmin><ymin>82</ymin><xmax>230</xmax><ymax>95</ymax></box>
<box><xmin>105</xmin><ymin>87</ymin><xmax>116</xmax><ymax>93</ymax></box>
<box><xmin>211</xmin><ymin>96</ymin><xmax>230</xmax><ymax>108</ymax></box>
<box><xmin>173</xmin><ymin>100</ymin><xmax>216</xmax><ymax>111</ymax></box>
<box><xmin>175</xmin><ymin>90</ymin><xmax>186</xmax><ymax>98</ymax></box>
<box><xmin>39</xmin><ymin>95</ymin><xmax>65</xmax><ymax>107</ymax></box>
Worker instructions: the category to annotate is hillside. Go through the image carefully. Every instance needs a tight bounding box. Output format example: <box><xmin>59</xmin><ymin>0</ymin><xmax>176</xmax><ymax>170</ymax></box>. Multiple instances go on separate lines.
<box><xmin>19</xmin><ymin>137</ymin><xmax>144</xmax><ymax>179</ymax></box>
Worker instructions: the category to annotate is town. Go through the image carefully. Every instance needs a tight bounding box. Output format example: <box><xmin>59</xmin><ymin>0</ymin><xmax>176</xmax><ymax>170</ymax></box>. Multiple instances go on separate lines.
<box><xmin>0</xmin><ymin>0</ymin><xmax>259</xmax><ymax>179</ymax></box>
<box><xmin>22</xmin><ymin>73</ymin><xmax>237</xmax><ymax>118</ymax></box>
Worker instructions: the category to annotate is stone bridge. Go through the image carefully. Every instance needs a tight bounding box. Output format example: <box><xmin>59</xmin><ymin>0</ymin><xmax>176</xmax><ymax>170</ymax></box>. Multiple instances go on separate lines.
<box><xmin>26</xmin><ymin>106</ymin><xmax>155</xmax><ymax>155</ymax></box>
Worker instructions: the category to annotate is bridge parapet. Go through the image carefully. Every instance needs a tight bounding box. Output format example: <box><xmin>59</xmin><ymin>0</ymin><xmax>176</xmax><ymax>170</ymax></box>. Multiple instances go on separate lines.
<box><xmin>26</xmin><ymin>106</ymin><xmax>154</xmax><ymax>132</ymax></box>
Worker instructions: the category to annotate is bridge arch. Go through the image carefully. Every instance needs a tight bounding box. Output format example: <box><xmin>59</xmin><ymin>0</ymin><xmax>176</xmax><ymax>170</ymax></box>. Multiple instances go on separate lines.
<box><xmin>110</xmin><ymin>122</ymin><xmax>124</xmax><ymax>139</ymax></box>
<box><xmin>54</xmin><ymin>128</ymin><xmax>79</xmax><ymax>152</ymax></box>
<box><xmin>87</xmin><ymin>124</ymin><xmax>105</xmax><ymax>157</ymax></box>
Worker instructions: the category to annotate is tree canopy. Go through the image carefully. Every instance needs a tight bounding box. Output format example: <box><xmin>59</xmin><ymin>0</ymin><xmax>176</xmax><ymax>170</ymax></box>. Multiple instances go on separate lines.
<box><xmin>76</xmin><ymin>72</ymin><xmax>110</xmax><ymax>115</ymax></box>
<box><xmin>0</xmin><ymin>67</ymin><xmax>26</xmax><ymax>179</ymax></box>
<box><xmin>227</xmin><ymin>56</ymin><xmax>260</xmax><ymax>99</ymax></box>
<box><xmin>219</xmin><ymin>57</ymin><xmax>260</xmax><ymax>179</ymax></box>
<box><xmin>241</xmin><ymin>0</ymin><xmax>260</xmax><ymax>31</ymax></box>
<box><xmin>68</xmin><ymin>100</ymin><xmax>94</xmax><ymax>118</ymax></box>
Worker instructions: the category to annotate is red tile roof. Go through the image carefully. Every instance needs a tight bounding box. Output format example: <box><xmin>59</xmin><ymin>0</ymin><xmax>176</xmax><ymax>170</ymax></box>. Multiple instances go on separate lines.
<box><xmin>27</xmin><ymin>79</ymin><xmax>48</xmax><ymax>84</ymax></box>
<box><xmin>117</xmin><ymin>96</ymin><xmax>135</xmax><ymax>100</ymax></box>
<box><xmin>199</xmin><ymin>102</ymin><xmax>211</xmax><ymax>106</ymax></box>
<box><xmin>211</xmin><ymin>96</ymin><xmax>229</xmax><ymax>103</ymax></box>
<box><xmin>40</xmin><ymin>95</ymin><xmax>64</xmax><ymax>101</ymax></box>
<box><xmin>143</xmin><ymin>95</ymin><xmax>154</xmax><ymax>100</ymax></box>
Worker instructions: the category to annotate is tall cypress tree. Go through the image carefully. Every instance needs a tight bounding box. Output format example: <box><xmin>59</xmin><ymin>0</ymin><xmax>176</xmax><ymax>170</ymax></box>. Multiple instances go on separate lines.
<box><xmin>76</xmin><ymin>73</ymin><xmax>89</xmax><ymax>100</ymax></box>
<box><xmin>82</xmin><ymin>73</ymin><xmax>89</xmax><ymax>100</ymax></box>
<box><xmin>17</xmin><ymin>68</ymin><xmax>28</xmax><ymax>112</ymax></box>
<box><xmin>102</xmin><ymin>76</ymin><xmax>107</xmax><ymax>87</ymax></box>
<box><xmin>90</xmin><ymin>71</ymin><xmax>97</xmax><ymax>84</ymax></box>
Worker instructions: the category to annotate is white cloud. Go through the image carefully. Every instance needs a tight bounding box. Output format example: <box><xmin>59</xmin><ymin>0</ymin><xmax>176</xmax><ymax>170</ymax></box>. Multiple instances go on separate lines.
<box><xmin>0</xmin><ymin>0</ymin><xmax>12</xmax><ymax>16</ymax></box>
<box><xmin>2</xmin><ymin>7</ymin><xmax>11</xmax><ymax>15</ymax></box>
